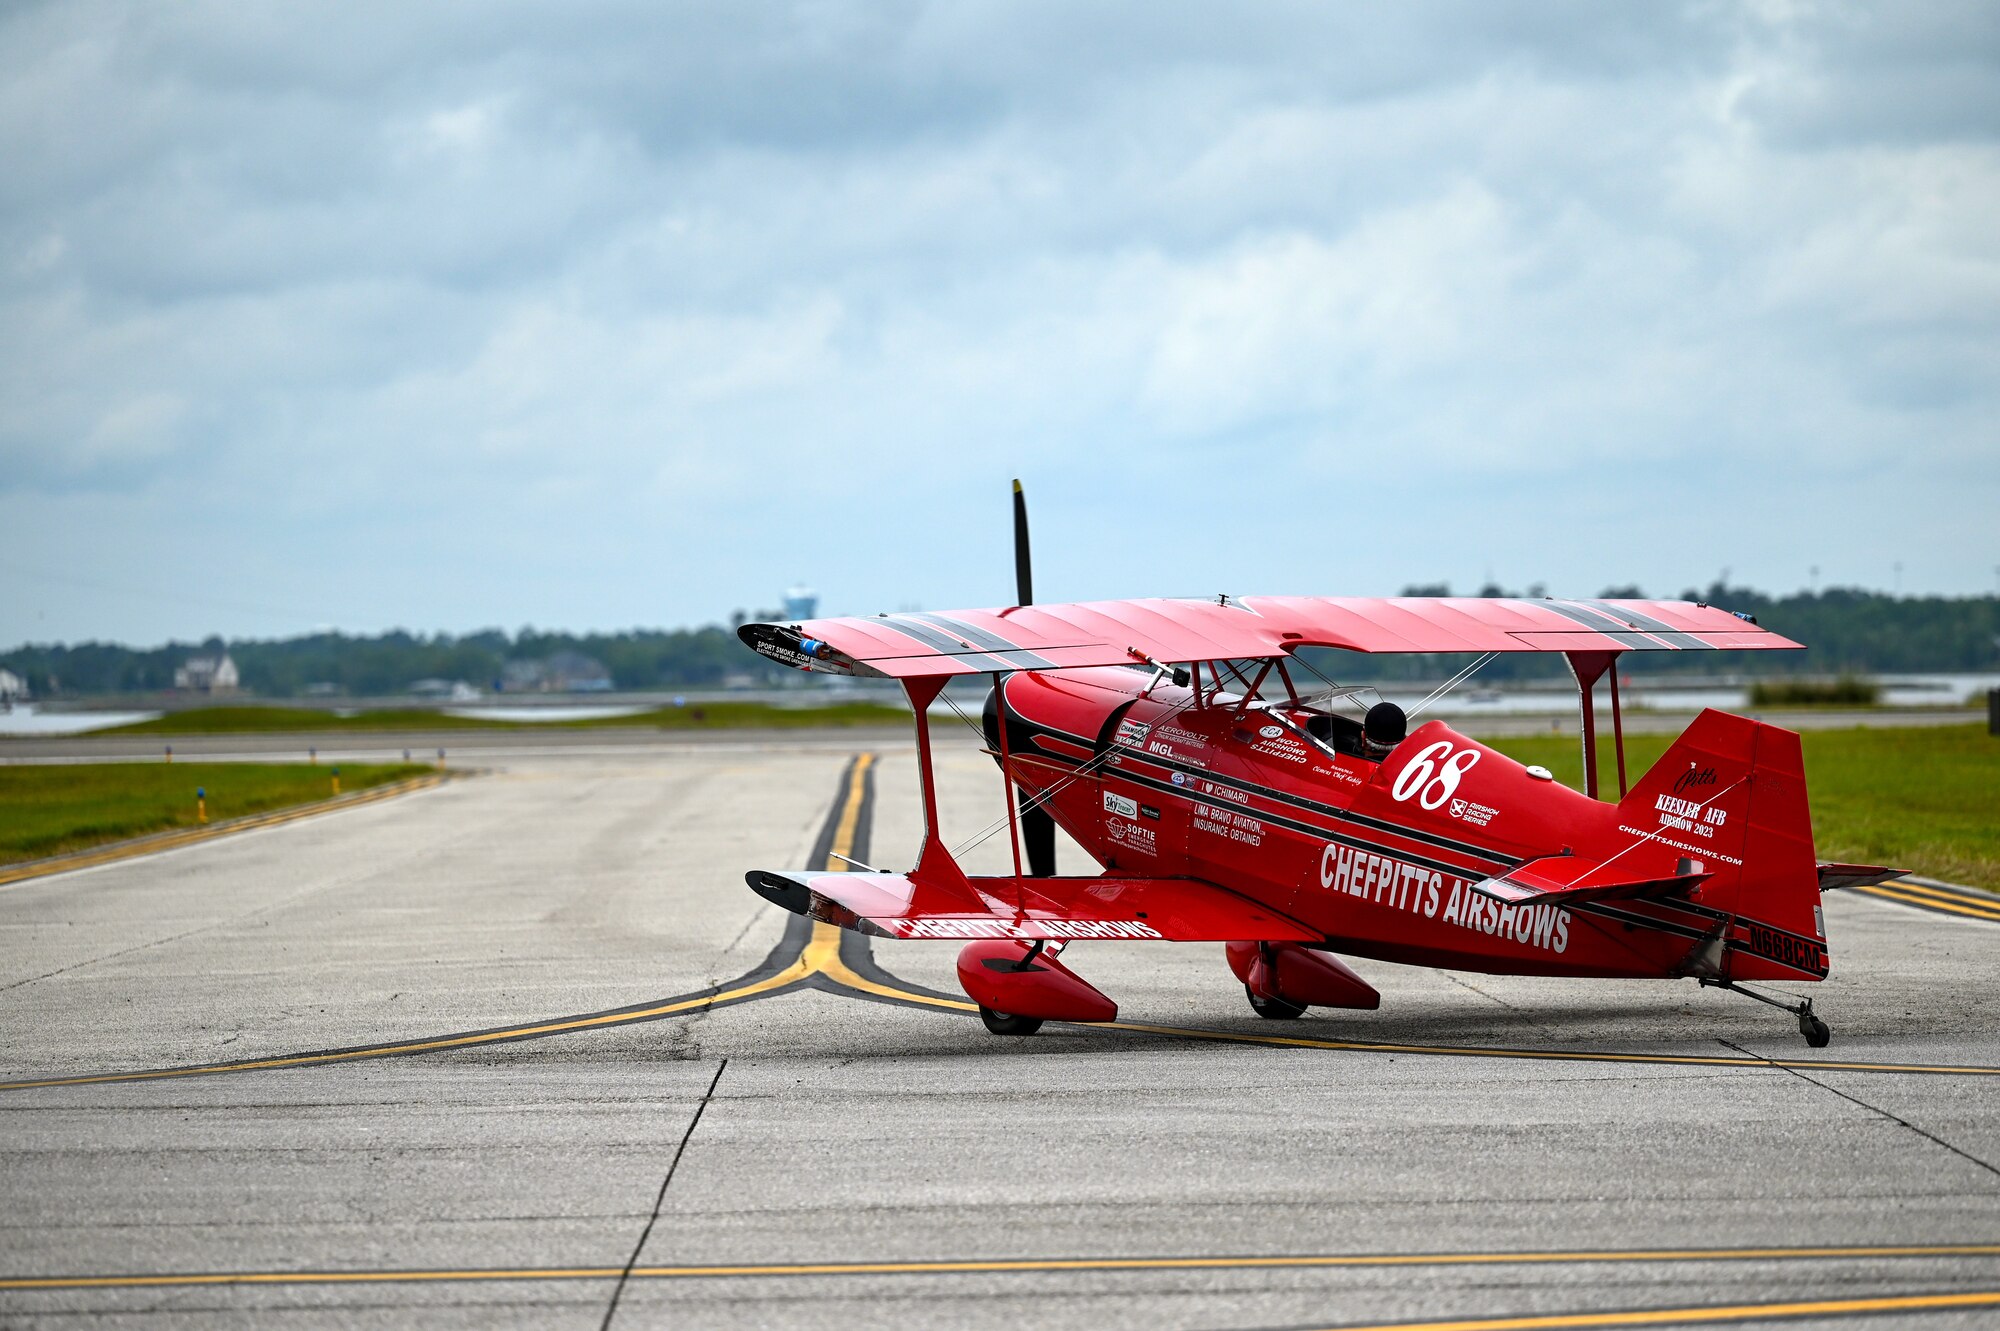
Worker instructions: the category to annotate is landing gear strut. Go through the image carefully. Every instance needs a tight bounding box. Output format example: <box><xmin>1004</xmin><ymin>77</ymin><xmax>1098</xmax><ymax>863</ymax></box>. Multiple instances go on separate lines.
<box><xmin>1701</xmin><ymin>978</ymin><xmax>1831</xmax><ymax>1048</ymax></box>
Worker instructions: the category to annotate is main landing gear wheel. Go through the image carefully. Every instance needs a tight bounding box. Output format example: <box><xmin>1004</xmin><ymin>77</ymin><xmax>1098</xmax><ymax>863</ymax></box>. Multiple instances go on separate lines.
<box><xmin>1245</xmin><ymin>985</ymin><xmax>1307</xmax><ymax>1020</ymax></box>
<box><xmin>1800</xmin><ymin>1010</ymin><xmax>1832</xmax><ymax>1048</ymax></box>
<box><xmin>979</xmin><ymin>1007</ymin><xmax>1044</xmax><ymax>1036</ymax></box>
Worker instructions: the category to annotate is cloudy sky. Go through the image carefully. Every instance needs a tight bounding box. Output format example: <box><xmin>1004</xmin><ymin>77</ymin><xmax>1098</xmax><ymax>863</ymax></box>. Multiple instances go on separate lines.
<box><xmin>4</xmin><ymin>1</ymin><xmax>1997</xmax><ymax>647</ymax></box>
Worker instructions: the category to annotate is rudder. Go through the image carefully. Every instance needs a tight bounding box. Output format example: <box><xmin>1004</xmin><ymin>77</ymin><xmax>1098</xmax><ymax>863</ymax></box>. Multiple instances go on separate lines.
<box><xmin>1620</xmin><ymin>709</ymin><xmax>1827</xmax><ymax>981</ymax></box>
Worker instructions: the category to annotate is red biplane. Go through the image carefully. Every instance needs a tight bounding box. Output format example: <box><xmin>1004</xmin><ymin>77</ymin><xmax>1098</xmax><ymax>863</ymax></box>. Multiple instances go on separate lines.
<box><xmin>740</xmin><ymin>485</ymin><xmax>1899</xmax><ymax>1047</ymax></box>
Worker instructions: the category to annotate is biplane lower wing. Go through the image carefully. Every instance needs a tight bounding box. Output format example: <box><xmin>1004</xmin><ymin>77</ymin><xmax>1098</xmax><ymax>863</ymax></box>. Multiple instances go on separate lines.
<box><xmin>745</xmin><ymin>869</ymin><xmax>1320</xmax><ymax>942</ymax></box>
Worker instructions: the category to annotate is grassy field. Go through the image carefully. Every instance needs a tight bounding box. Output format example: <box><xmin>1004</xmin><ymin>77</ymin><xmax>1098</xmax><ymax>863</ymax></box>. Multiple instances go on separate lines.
<box><xmin>0</xmin><ymin>762</ymin><xmax>432</xmax><ymax>865</ymax></box>
<box><xmin>1486</xmin><ymin>724</ymin><xmax>2000</xmax><ymax>892</ymax></box>
<box><xmin>94</xmin><ymin>700</ymin><xmax>910</xmax><ymax>735</ymax></box>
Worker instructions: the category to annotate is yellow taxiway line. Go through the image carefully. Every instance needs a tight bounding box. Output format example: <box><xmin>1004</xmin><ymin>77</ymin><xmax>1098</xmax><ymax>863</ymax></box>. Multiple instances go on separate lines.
<box><xmin>1856</xmin><ymin>879</ymin><xmax>2000</xmax><ymax>921</ymax></box>
<box><xmin>0</xmin><ymin>773</ymin><xmax>449</xmax><ymax>890</ymax></box>
<box><xmin>1308</xmin><ymin>1288</ymin><xmax>2000</xmax><ymax>1331</ymax></box>
<box><xmin>11</xmin><ymin>749</ymin><xmax>2000</xmax><ymax>1092</ymax></box>
<box><xmin>5</xmin><ymin>1241</ymin><xmax>1999</xmax><ymax>1292</ymax></box>
<box><xmin>0</xmin><ymin>756</ymin><xmax>874</xmax><ymax>1094</ymax></box>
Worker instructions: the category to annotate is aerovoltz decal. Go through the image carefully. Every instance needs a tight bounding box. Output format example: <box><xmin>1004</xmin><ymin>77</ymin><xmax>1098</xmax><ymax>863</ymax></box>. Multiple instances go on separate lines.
<box><xmin>891</xmin><ymin>918</ymin><xmax>1164</xmax><ymax>940</ymax></box>
<box><xmin>1318</xmin><ymin>843</ymin><xmax>1569</xmax><ymax>954</ymax></box>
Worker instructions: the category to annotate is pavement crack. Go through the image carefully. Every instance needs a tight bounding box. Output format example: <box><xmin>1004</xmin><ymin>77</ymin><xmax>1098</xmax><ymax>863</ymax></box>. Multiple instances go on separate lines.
<box><xmin>1718</xmin><ymin>1037</ymin><xmax>2000</xmax><ymax>1183</ymax></box>
<box><xmin>600</xmin><ymin>1056</ymin><xmax>727</xmax><ymax>1330</ymax></box>
<box><xmin>1439</xmin><ymin>972</ymin><xmax>1559</xmax><ymax>1038</ymax></box>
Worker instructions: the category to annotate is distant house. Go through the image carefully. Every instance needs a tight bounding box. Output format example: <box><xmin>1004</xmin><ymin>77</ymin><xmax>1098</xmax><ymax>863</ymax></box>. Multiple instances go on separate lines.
<box><xmin>499</xmin><ymin>659</ymin><xmax>547</xmax><ymax>693</ymax></box>
<box><xmin>499</xmin><ymin>653</ymin><xmax>613</xmax><ymax>693</ymax></box>
<box><xmin>409</xmin><ymin>678</ymin><xmax>481</xmax><ymax>701</ymax></box>
<box><xmin>174</xmin><ymin>654</ymin><xmax>240</xmax><ymax>694</ymax></box>
<box><xmin>545</xmin><ymin>651</ymin><xmax>613</xmax><ymax>692</ymax></box>
<box><xmin>0</xmin><ymin>668</ymin><xmax>25</xmax><ymax>701</ymax></box>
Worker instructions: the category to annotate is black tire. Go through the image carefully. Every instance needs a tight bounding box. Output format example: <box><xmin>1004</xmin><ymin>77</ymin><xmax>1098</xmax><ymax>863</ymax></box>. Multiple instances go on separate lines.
<box><xmin>979</xmin><ymin>1006</ymin><xmax>1044</xmax><ymax>1036</ymax></box>
<box><xmin>1802</xmin><ymin>1016</ymin><xmax>1831</xmax><ymax>1048</ymax></box>
<box><xmin>1246</xmin><ymin>984</ymin><xmax>1307</xmax><ymax>1020</ymax></box>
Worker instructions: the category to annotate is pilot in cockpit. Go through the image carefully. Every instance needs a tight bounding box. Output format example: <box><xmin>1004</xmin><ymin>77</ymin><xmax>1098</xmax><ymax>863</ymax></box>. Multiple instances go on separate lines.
<box><xmin>1305</xmin><ymin>699</ymin><xmax>1408</xmax><ymax>762</ymax></box>
<box><xmin>1360</xmin><ymin>702</ymin><xmax>1407</xmax><ymax>760</ymax></box>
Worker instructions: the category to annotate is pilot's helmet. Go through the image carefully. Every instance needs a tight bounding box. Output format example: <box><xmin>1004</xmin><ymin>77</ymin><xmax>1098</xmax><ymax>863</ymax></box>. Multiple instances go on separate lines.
<box><xmin>1362</xmin><ymin>702</ymin><xmax>1407</xmax><ymax>753</ymax></box>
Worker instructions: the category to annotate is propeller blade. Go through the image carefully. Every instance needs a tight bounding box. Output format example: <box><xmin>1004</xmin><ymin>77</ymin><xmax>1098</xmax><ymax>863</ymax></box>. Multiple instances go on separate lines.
<box><xmin>1011</xmin><ymin>478</ymin><xmax>1033</xmax><ymax>607</ymax></box>
<box><xmin>1007</xmin><ymin>479</ymin><xmax>1053</xmax><ymax>873</ymax></box>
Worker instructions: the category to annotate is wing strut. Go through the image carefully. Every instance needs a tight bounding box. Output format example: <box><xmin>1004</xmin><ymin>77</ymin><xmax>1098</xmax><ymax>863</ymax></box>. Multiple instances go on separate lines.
<box><xmin>1565</xmin><ymin>650</ymin><xmax>1624</xmax><ymax>801</ymax></box>
<box><xmin>903</xmin><ymin>674</ymin><xmax>974</xmax><ymax>893</ymax></box>
<box><xmin>992</xmin><ymin>670</ymin><xmax>1025</xmax><ymax>878</ymax></box>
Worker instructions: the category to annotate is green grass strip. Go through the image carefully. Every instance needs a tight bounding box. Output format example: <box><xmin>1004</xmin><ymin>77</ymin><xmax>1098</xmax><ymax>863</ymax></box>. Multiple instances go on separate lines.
<box><xmin>0</xmin><ymin>762</ymin><xmax>434</xmax><ymax>865</ymax></box>
<box><xmin>1487</xmin><ymin>724</ymin><xmax>2000</xmax><ymax>893</ymax></box>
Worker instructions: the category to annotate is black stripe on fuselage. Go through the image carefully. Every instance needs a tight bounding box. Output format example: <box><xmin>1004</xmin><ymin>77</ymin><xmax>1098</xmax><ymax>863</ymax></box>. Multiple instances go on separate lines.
<box><xmin>1570</xmin><ymin>900</ymin><xmax>1710</xmax><ymax>941</ymax></box>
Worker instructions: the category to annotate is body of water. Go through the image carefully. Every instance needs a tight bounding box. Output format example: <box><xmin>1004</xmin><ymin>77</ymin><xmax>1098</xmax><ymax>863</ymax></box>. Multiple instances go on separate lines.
<box><xmin>0</xmin><ymin>705</ymin><xmax>162</xmax><ymax>736</ymax></box>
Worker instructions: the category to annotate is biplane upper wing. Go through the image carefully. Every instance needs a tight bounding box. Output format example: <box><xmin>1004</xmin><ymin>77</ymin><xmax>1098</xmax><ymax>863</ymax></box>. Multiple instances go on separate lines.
<box><xmin>745</xmin><ymin>868</ymin><xmax>1321</xmax><ymax>942</ymax></box>
<box><xmin>739</xmin><ymin>596</ymin><xmax>1801</xmax><ymax>679</ymax></box>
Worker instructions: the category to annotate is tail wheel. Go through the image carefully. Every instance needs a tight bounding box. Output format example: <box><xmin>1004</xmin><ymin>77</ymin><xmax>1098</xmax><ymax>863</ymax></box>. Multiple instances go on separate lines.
<box><xmin>1246</xmin><ymin>985</ymin><xmax>1307</xmax><ymax>1020</ymax></box>
<box><xmin>979</xmin><ymin>1006</ymin><xmax>1044</xmax><ymax>1036</ymax></box>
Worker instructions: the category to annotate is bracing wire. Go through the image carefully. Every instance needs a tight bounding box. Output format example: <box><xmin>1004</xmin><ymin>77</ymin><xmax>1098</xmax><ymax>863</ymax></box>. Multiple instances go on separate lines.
<box><xmin>1405</xmin><ymin>651</ymin><xmax>1498</xmax><ymax>721</ymax></box>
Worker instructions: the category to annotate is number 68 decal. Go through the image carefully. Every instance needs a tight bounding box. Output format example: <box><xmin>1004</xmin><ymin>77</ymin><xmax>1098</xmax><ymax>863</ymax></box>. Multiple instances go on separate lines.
<box><xmin>1391</xmin><ymin>739</ymin><xmax>1480</xmax><ymax>809</ymax></box>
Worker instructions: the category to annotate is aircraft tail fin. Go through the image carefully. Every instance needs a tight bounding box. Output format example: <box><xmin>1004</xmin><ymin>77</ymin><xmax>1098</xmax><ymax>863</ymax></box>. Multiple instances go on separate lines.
<box><xmin>1618</xmin><ymin>709</ymin><xmax>1830</xmax><ymax>979</ymax></box>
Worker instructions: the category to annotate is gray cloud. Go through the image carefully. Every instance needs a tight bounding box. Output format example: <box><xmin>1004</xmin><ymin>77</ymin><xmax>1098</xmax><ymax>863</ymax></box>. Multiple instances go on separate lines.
<box><xmin>3</xmin><ymin>1</ymin><xmax>1996</xmax><ymax>645</ymax></box>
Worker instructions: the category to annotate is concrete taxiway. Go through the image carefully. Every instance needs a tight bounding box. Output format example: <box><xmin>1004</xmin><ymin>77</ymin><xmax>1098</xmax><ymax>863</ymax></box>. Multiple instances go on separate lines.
<box><xmin>2</xmin><ymin>728</ymin><xmax>1998</xmax><ymax>1329</ymax></box>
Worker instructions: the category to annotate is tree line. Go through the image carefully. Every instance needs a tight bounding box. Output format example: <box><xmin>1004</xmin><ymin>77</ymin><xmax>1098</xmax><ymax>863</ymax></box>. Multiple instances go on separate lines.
<box><xmin>3</xmin><ymin>585</ymin><xmax>1996</xmax><ymax>698</ymax></box>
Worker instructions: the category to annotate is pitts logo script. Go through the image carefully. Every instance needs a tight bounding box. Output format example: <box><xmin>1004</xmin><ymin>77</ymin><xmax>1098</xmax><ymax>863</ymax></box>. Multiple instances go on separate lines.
<box><xmin>1672</xmin><ymin>766</ymin><xmax>1719</xmax><ymax>795</ymax></box>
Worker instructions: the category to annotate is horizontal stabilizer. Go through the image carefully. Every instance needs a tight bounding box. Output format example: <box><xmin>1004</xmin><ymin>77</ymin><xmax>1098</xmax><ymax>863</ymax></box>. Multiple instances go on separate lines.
<box><xmin>745</xmin><ymin>869</ymin><xmax>1318</xmax><ymax>942</ymax></box>
<box><xmin>1470</xmin><ymin>854</ymin><xmax>1710</xmax><ymax>908</ymax></box>
<box><xmin>1816</xmin><ymin>862</ymin><xmax>1907</xmax><ymax>892</ymax></box>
